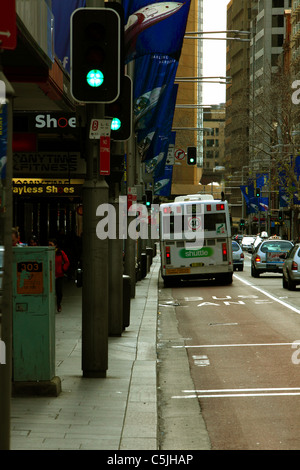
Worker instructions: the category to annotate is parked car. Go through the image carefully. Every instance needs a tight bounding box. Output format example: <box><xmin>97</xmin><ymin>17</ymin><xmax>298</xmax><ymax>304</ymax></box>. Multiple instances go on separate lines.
<box><xmin>232</xmin><ymin>241</ymin><xmax>244</xmax><ymax>271</ymax></box>
<box><xmin>241</xmin><ymin>236</ymin><xmax>256</xmax><ymax>251</ymax></box>
<box><xmin>282</xmin><ymin>243</ymin><xmax>300</xmax><ymax>290</ymax></box>
<box><xmin>251</xmin><ymin>239</ymin><xmax>294</xmax><ymax>277</ymax></box>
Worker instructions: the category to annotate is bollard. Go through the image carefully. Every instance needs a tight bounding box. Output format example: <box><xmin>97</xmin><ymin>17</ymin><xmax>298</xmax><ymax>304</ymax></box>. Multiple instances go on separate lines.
<box><xmin>146</xmin><ymin>247</ymin><xmax>153</xmax><ymax>272</ymax></box>
<box><xmin>123</xmin><ymin>275</ymin><xmax>131</xmax><ymax>329</ymax></box>
<box><xmin>141</xmin><ymin>252</ymin><xmax>147</xmax><ymax>278</ymax></box>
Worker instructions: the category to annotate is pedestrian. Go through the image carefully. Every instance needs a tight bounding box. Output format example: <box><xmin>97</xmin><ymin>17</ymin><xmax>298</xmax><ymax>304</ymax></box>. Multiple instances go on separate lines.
<box><xmin>12</xmin><ymin>227</ymin><xmax>20</xmax><ymax>246</ymax></box>
<box><xmin>48</xmin><ymin>239</ymin><xmax>70</xmax><ymax>312</ymax></box>
<box><xmin>28</xmin><ymin>235</ymin><xmax>39</xmax><ymax>246</ymax></box>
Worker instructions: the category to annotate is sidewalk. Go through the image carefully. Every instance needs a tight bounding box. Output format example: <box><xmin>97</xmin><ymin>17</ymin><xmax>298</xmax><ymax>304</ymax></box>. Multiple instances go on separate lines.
<box><xmin>10</xmin><ymin>255</ymin><xmax>160</xmax><ymax>450</ymax></box>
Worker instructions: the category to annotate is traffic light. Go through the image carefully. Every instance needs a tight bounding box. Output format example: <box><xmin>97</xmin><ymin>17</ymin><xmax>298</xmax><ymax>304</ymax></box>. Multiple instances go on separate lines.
<box><xmin>278</xmin><ymin>210</ymin><xmax>283</xmax><ymax>221</ymax></box>
<box><xmin>255</xmin><ymin>188</ymin><xmax>260</xmax><ymax>197</ymax></box>
<box><xmin>105</xmin><ymin>75</ymin><xmax>132</xmax><ymax>141</ymax></box>
<box><xmin>145</xmin><ymin>190</ymin><xmax>153</xmax><ymax>207</ymax></box>
<box><xmin>187</xmin><ymin>147</ymin><xmax>197</xmax><ymax>165</ymax></box>
<box><xmin>240</xmin><ymin>218</ymin><xmax>245</xmax><ymax>228</ymax></box>
<box><xmin>70</xmin><ymin>7</ymin><xmax>121</xmax><ymax>103</ymax></box>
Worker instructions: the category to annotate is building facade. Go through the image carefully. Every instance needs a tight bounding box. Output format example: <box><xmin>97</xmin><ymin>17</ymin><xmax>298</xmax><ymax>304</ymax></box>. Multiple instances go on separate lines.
<box><xmin>171</xmin><ymin>0</ymin><xmax>204</xmax><ymax>196</ymax></box>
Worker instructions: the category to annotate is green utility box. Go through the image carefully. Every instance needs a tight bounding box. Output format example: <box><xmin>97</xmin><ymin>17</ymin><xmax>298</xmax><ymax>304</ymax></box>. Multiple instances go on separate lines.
<box><xmin>12</xmin><ymin>246</ymin><xmax>61</xmax><ymax>396</ymax></box>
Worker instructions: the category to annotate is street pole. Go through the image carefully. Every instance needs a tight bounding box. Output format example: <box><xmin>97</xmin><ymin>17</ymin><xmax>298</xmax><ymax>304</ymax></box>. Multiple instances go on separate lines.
<box><xmin>82</xmin><ymin>0</ymin><xmax>108</xmax><ymax>378</ymax></box>
<box><xmin>124</xmin><ymin>60</ymin><xmax>136</xmax><ymax>298</ymax></box>
<box><xmin>0</xmin><ymin>69</ymin><xmax>14</xmax><ymax>450</ymax></box>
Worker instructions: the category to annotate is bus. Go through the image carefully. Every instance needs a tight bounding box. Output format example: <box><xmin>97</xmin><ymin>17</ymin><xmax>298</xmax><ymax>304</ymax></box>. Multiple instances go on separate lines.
<box><xmin>159</xmin><ymin>194</ymin><xmax>233</xmax><ymax>286</ymax></box>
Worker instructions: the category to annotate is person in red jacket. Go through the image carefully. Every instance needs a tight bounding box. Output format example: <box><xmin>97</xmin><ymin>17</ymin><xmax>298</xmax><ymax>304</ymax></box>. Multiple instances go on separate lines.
<box><xmin>49</xmin><ymin>239</ymin><xmax>70</xmax><ymax>312</ymax></box>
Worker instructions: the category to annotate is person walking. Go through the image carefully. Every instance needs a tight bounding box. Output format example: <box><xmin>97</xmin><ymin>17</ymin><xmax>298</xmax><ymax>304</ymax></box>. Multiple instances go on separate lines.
<box><xmin>49</xmin><ymin>239</ymin><xmax>70</xmax><ymax>312</ymax></box>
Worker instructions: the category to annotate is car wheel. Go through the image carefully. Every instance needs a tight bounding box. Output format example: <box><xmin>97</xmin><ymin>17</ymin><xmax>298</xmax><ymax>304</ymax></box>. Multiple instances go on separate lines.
<box><xmin>287</xmin><ymin>272</ymin><xmax>296</xmax><ymax>291</ymax></box>
<box><xmin>251</xmin><ymin>265</ymin><xmax>259</xmax><ymax>278</ymax></box>
<box><xmin>282</xmin><ymin>273</ymin><xmax>288</xmax><ymax>289</ymax></box>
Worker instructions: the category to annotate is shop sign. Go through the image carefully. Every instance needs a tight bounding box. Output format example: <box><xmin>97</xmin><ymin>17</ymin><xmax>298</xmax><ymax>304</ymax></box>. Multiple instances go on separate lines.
<box><xmin>13</xmin><ymin>152</ymin><xmax>86</xmax><ymax>176</ymax></box>
<box><xmin>12</xmin><ymin>179</ymin><xmax>83</xmax><ymax>197</ymax></box>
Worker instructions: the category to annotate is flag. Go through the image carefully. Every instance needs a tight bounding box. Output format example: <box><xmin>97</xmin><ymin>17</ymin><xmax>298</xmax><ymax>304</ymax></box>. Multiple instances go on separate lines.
<box><xmin>154</xmin><ymin>165</ymin><xmax>173</xmax><ymax>196</ymax></box>
<box><xmin>123</xmin><ymin>0</ymin><xmax>191</xmax><ymax>63</ymax></box>
<box><xmin>52</xmin><ymin>0</ymin><xmax>86</xmax><ymax>73</ymax></box>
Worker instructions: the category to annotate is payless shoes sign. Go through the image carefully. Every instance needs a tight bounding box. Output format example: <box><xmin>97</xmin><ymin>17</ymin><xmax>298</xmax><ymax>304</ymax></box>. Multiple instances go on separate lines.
<box><xmin>12</xmin><ymin>179</ymin><xmax>83</xmax><ymax>197</ymax></box>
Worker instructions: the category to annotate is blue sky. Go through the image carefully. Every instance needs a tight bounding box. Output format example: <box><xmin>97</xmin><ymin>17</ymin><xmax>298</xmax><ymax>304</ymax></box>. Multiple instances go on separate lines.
<box><xmin>202</xmin><ymin>0</ymin><xmax>228</xmax><ymax>105</ymax></box>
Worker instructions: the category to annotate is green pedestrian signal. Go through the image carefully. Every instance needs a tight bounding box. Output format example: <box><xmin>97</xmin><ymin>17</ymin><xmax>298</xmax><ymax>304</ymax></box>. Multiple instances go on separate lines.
<box><xmin>86</xmin><ymin>69</ymin><xmax>104</xmax><ymax>87</ymax></box>
<box><xmin>105</xmin><ymin>75</ymin><xmax>132</xmax><ymax>141</ymax></box>
<box><xmin>111</xmin><ymin>117</ymin><xmax>121</xmax><ymax>131</ymax></box>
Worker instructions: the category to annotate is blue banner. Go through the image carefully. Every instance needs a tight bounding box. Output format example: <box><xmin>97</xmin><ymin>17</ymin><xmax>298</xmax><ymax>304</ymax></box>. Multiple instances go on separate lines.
<box><xmin>154</xmin><ymin>165</ymin><xmax>173</xmax><ymax>196</ymax></box>
<box><xmin>134</xmin><ymin>55</ymin><xmax>178</xmax><ymax>168</ymax></box>
<box><xmin>123</xmin><ymin>0</ymin><xmax>191</xmax><ymax>63</ymax></box>
<box><xmin>256</xmin><ymin>173</ymin><xmax>268</xmax><ymax>188</ymax></box>
<box><xmin>52</xmin><ymin>0</ymin><xmax>86</xmax><ymax>73</ymax></box>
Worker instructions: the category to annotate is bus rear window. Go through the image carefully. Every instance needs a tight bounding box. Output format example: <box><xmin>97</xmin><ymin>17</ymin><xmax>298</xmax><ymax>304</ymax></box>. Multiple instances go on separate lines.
<box><xmin>204</xmin><ymin>213</ymin><xmax>226</xmax><ymax>231</ymax></box>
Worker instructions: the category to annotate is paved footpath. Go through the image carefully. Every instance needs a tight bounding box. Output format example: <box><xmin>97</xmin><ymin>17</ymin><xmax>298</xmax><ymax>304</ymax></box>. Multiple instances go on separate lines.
<box><xmin>10</xmin><ymin>256</ymin><xmax>160</xmax><ymax>450</ymax></box>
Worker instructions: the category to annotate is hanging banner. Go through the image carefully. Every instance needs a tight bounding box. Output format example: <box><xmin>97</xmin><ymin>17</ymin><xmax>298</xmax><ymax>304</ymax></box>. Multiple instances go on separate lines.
<box><xmin>123</xmin><ymin>0</ymin><xmax>191</xmax><ymax>63</ymax></box>
<box><xmin>134</xmin><ymin>54</ymin><xmax>178</xmax><ymax>133</ymax></box>
<box><xmin>52</xmin><ymin>0</ymin><xmax>86</xmax><ymax>73</ymax></box>
<box><xmin>154</xmin><ymin>165</ymin><xmax>173</xmax><ymax>196</ymax></box>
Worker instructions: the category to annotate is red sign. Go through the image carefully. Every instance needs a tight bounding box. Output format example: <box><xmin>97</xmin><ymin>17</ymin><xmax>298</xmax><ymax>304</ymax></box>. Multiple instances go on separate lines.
<box><xmin>0</xmin><ymin>0</ymin><xmax>17</xmax><ymax>50</ymax></box>
<box><xmin>99</xmin><ymin>136</ymin><xmax>110</xmax><ymax>175</ymax></box>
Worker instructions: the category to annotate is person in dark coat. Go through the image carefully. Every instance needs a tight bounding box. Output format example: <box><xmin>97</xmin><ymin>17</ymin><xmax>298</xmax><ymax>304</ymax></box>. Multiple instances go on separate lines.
<box><xmin>49</xmin><ymin>239</ymin><xmax>70</xmax><ymax>312</ymax></box>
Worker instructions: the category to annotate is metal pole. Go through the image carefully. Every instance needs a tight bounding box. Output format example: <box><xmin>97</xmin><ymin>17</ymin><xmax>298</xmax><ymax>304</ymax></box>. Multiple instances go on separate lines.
<box><xmin>124</xmin><ymin>60</ymin><xmax>136</xmax><ymax>298</ymax></box>
<box><xmin>82</xmin><ymin>0</ymin><xmax>108</xmax><ymax>377</ymax></box>
<box><xmin>0</xmin><ymin>70</ymin><xmax>14</xmax><ymax>450</ymax></box>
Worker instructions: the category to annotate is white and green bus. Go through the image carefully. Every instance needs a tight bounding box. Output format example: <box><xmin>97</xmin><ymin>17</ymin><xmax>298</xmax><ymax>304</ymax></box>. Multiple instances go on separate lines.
<box><xmin>159</xmin><ymin>194</ymin><xmax>233</xmax><ymax>286</ymax></box>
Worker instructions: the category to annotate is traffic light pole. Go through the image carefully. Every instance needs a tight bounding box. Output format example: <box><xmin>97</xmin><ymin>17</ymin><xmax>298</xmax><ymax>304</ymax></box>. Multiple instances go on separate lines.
<box><xmin>124</xmin><ymin>60</ymin><xmax>136</xmax><ymax>298</ymax></box>
<box><xmin>0</xmin><ymin>71</ymin><xmax>14</xmax><ymax>450</ymax></box>
<box><xmin>82</xmin><ymin>0</ymin><xmax>108</xmax><ymax>378</ymax></box>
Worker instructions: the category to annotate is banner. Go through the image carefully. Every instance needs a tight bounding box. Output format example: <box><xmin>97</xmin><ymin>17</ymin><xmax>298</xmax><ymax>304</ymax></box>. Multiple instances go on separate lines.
<box><xmin>123</xmin><ymin>0</ymin><xmax>191</xmax><ymax>63</ymax></box>
<box><xmin>154</xmin><ymin>165</ymin><xmax>173</xmax><ymax>196</ymax></box>
<box><xmin>256</xmin><ymin>173</ymin><xmax>268</xmax><ymax>188</ymax></box>
<box><xmin>52</xmin><ymin>0</ymin><xmax>86</xmax><ymax>73</ymax></box>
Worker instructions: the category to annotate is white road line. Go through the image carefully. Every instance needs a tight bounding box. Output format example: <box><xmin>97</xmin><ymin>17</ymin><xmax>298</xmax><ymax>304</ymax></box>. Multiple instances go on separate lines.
<box><xmin>182</xmin><ymin>387</ymin><xmax>300</xmax><ymax>393</ymax></box>
<box><xmin>233</xmin><ymin>273</ymin><xmax>300</xmax><ymax>315</ymax></box>
<box><xmin>172</xmin><ymin>343</ymin><xmax>296</xmax><ymax>348</ymax></box>
<box><xmin>172</xmin><ymin>392</ymin><xmax>300</xmax><ymax>398</ymax></box>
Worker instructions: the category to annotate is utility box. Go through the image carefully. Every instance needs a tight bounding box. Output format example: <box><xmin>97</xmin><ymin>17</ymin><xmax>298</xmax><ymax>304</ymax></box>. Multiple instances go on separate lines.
<box><xmin>12</xmin><ymin>246</ymin><xmax>61</xmax><ymax>396</ymax></box>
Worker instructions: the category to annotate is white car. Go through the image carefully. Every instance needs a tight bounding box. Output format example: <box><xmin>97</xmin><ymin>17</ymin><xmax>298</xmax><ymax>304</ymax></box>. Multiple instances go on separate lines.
<box><xmin>241</xmin><ymin>236</ymin><xmax>256</xmax><ymax>251</ymax></box>
<box><xmin>232</xmin><ymin>241</ymin><xmax>244</xmax><ymax>271</ymax></box>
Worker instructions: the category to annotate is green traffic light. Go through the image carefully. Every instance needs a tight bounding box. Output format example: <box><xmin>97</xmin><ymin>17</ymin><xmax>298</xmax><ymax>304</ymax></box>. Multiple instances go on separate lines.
<box><xmin>111</xmin><ymin>118</ymin><xmax>121</xmax><ymax>131</ymax></box>
<box><xmin>86</xmin><ymin>69</ymin><xmax>104</xmax><ymax>87</ymax></box>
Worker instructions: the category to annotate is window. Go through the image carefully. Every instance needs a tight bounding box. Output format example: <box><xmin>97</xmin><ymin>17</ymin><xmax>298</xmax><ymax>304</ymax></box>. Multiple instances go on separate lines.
<box><xmin>272</xmin><ymin>15</ymin><xmax>284</xmax><ymax>27</ymax></box>
<box><xmin>272</xmin><ymin>0</ymin><xmax>284</xmax><ymax>7</ymax></box>
<box><xmin>272</xmin><ymin>34</ymin><xmax>283</xmax><ymax>47</ymax></box>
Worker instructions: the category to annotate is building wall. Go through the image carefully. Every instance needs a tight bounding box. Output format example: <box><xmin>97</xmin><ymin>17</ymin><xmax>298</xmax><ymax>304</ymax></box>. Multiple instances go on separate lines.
<box><xmin>171</xmin><ymin>0</ymin><xmax>203</xmax><ymax>195</ymax></box>
<box><xmin>225</xmin><ymin>0</ymin><xmax>250</xmax><ymax>174</ymax></box>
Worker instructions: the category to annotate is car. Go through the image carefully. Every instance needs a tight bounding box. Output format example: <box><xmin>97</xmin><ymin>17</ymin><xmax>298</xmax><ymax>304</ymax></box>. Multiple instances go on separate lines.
<box><xmin>233</xmin><ymin>234</ymin><xmax>243</xmax><ymax>244</ymax></box>
<box><xmin>282</xmin><ymin>243</ymin><xmax>300</xmax><ymax>290</ymax></box>
<box><xmin>241</xmin><ymin>236</ymin><xmax>256</xmax><ymax>251</ymax></box>
<box><xmin>232</xmin><ymin>241</ymin><xmax>244</xmax><ymax>271</ymax></box>
<box><xmin>251</xmin><ymin>239</ymin><xmax>294</xmax><ymax>277</ymax></box>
